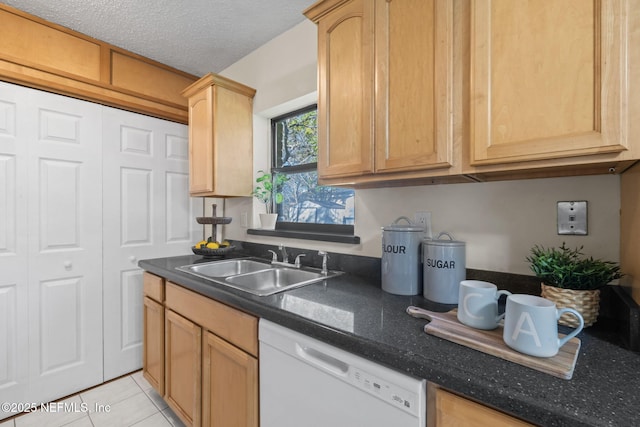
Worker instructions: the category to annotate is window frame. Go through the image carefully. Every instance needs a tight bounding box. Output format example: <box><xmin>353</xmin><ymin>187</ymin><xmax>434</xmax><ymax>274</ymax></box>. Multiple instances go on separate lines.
<box><xmin>247</xmin><ymin>104</ymin><xmax>359</xmax><ymax>244</ymax></box>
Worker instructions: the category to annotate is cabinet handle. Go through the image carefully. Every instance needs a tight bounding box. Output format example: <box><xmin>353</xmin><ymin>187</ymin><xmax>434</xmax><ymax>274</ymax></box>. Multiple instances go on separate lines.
<box><xmin>129</xmin><ymin>256</ymin><xmax>137</xmax><ymax>263</ymax></box>
<box><xmin>64</xmin><ymin>261</ymin><xmax>72</xmax><ymax>270</ymax></box>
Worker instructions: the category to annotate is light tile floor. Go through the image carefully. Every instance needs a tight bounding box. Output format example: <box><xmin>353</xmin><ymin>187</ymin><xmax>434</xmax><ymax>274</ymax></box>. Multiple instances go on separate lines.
<box><xmin>1</xmin><ymin>371</ymin><xmax>186</xmax><ymax>427</ymax></box>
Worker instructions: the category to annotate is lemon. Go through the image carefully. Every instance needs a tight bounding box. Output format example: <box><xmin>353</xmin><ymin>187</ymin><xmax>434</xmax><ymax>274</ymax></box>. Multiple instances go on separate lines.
<box><xmin>195</xmin><ymin>240</ymin><xmax>207</xmax><ymax>249</ymax></box>
<box><xmin>221</xmin><ymin>240</ymin><xmax>231</xmax><ymax>247</ymax></box>
<box><xmin>206</xmin><ymin>242</ymin><xmax>220</xmax><ymax>249</ymax></box>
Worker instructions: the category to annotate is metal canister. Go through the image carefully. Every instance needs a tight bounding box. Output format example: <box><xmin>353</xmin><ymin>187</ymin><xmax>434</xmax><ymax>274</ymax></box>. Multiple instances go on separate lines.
<box><xmin>381</xmin><ymin>217</ymin><xmax>425</xmax><ymax>296</ymax></box>
<box><xmin>423</xmin><ymin>232</ymin><xmax>466</xmax><ymax>303</ymax></box>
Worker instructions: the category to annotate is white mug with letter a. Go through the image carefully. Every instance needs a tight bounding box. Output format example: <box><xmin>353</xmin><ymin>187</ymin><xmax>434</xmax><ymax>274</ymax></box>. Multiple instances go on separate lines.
<box><xmin>457</xmin><ymin>280</ymin><xmax>512</xmax><ymax>330</ymax></box>
<box><xmin>503</xmin><ymin>294</ymin><xmax>584</xmax><ymax>357</ymax></box>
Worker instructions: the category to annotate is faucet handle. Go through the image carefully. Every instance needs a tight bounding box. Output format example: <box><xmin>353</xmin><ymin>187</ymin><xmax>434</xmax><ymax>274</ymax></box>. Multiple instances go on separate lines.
<box><xmin>267</xmin><ymin>250</ymin><xmax>278</xmax><ymax>263</ymax></box>
<box><xmin>318</xmin><ymin>251</ymin><xmax>329</xmax><ymax>274</ymax></box>
<box><xmin>279</xmin><ymin>244</ymin><xmax>289</xmax><ymax>263</ymax></box>
<box><xmin>294</xmin><ymin>254</ymin><xmax>306</xmax><ymax>268</ymax></box>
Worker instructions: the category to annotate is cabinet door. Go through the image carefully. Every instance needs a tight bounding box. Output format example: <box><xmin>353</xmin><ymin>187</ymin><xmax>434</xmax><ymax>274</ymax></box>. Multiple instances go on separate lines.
<box><xmin>188</xmin><ymin>85</ymin><xmax>214</xmax><ymax>194</ymax></box>
<box><xmin>102</xmin><ymin>106</ymin><xmax>201</xmax><ymax>381</ymax></box>
<box><xmin>375</xmin><ymin>0</ymin><xmax>454</xmax><ymax>173</ymax></box>
<box><xmin>183</xmin><ymin>74</ymin><xmax>255</xmax><ymax>197</ymax></box>
<box><xmin>165</xmin><ymin>309</ymin><xmax>202</xmax><ymax>427</ymax></box>
<box><xmin>470</xmin><ymin>0</ymin><xmax>628</xmax><ymax>165</ymax></box>
<box><xmin>316</xmin><ymin>0</ymin><xmax>374</xmax><ymax>178</ymax></box>
<box><xmin>143</xmin><ymin>297</ymin><xmax>164</xmax><ymax>394</ymax></box>
<box><xmin>431</xmin><ymin>387</ymin><xmax>533</xmax><ymax>427</ymax></box>
<box><xmin>202</xmin><ymin>332</ymin><xmax>258</xmax><ymax>427</ymax></box>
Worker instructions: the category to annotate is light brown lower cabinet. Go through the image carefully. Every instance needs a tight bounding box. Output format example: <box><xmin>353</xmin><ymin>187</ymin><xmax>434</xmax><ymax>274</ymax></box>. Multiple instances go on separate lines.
<box><xmin>142</xmin><ymin>275</ymin><xmax>258</xmax><ymax>427</ymax></box>
<box><xmin>428</xmin><ymin>383</ymin><xmax>533</xmax><ymax>427</ymax></box>
<box><xmin>165</xmin><ymin>309</ymin><xmax>202</xmax><ymax>427</ymax></box>
<box><xmin>142</xmin><ymin>296</ymin><xmax>164</xmax><ymax>393</ymax></box>
<box><xmin>202</xmin><ymin>332</ymin><xmax>258</xmax><ymax>427</ymax></box>
<box><xmin>143</xmin><ymin>272</ymin><xmax>165</xmax><ymax>393</ymax></box>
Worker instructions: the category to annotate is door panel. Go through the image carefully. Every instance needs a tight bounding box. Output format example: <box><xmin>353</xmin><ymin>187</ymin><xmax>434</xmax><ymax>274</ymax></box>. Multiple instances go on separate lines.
<box><xmin>38</xmin><ymin>159</ymin><xmax>82</xmax><ymax>249</ymax></box>
<box><xmin>166</xmin><ymin>172</ymin><xmax>192</xmax><ymax>242</ymax></box>
<box><xmin>120</xmin><ymin>167</ymin><xmax>153</xmax><ymax>246</ymax></box>
<box><xmin>102</xmin><ymin>106</ymin><xmax>201</xmax><ymax>381</ymax></box>
<box><xmin>39</xmin><ymin>277</ymin><xmax>84</xmax><ymax>373</ymax></box>
<box><xmin>121</xmin><ymin>270</ymin><xmax>144</xmax><ymax>351</ymax></box>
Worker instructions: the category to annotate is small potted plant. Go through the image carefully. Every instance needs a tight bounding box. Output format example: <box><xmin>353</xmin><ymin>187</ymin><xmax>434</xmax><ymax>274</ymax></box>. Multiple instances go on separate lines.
<box><xmin>252</xmin><ymin>170</ymin><xmax>287</xmax><ymax>229</ymax></box>
<box><xmin>527</xmin><ymin>243</ymin><xmax>622</xmax><ymax>327</ymax></box>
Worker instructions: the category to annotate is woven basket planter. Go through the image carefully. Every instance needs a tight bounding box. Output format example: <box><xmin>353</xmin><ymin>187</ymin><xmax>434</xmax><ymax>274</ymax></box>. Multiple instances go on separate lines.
<box><xmin>540</xmin><ymin>283</ymin><xmax>600</xmax><ymax>328</ymax></box>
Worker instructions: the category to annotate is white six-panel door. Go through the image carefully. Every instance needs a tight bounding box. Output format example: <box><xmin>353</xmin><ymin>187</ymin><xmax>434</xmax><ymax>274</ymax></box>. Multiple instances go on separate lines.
<box><xmin>0</xmin><ymin>82</ymin><xmax>104</xmax><ymax>410</ymax></box>
<box><xmin>102</xmin><ymin>106</ymin><xmax>201</xmax><ymax>380</ymax></box>
<box><xmin>0</xmin><ymin>82</ymin><xmax>29</xmax><ymax>408</ymax></box>
<box><xmin>27</xmin><ymin>89</ymin><xmax>104</xmax><ymax>403</ymax></box>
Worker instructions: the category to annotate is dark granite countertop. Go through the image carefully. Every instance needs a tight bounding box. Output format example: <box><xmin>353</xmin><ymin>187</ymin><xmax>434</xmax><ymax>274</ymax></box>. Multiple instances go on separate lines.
<box><xmin>140</xmin><ymin>253</ymin><xmax>640</xmax><ymax>427</ymax></box>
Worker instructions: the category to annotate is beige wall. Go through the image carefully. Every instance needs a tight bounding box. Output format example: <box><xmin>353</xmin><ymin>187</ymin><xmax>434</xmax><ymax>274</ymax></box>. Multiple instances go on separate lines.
<box><xmin>211</xmin><ymin>20</ymin><xmax>621</xmax><ymax>277</ymax></box>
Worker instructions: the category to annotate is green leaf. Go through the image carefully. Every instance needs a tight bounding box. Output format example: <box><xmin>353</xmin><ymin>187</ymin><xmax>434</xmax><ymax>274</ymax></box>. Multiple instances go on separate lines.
<box><xmin>526</xmin><ymin>243</ymin><xmax>622</xmax><ymax>290</ymax></box>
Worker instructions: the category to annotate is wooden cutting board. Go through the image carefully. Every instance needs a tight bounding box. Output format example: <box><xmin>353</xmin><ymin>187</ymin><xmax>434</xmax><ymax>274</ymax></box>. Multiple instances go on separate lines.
<box><xmin>406</xmin><ymin>307</ymin><xmax>580</xmax><ymax>380</ymax></box>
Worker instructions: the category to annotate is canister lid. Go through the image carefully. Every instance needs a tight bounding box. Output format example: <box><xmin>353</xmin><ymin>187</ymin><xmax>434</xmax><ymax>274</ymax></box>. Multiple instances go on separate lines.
<box><xmin>423</xmin><ymin>231</ymin><xmax>465</xmax><ymax>246</ymax></box>
<box><xmin>382</xmin><ymin>216</ymin><xmax>425</xmax><ymax>232</ymax></box>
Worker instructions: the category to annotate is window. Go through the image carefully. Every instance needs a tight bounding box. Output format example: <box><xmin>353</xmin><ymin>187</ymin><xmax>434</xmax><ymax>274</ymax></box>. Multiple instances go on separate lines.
<box><xmin>269</xmin><ymin>105</ymin><xmax>356</xmax><ymax>240</ymax></box>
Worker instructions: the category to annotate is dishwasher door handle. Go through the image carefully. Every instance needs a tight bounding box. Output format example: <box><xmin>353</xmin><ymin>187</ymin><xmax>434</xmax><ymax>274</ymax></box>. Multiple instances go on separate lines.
<box><xmin>295</xmin><ymin>343</ymin><xmax>349</xmax><ymax>377</ymax></box>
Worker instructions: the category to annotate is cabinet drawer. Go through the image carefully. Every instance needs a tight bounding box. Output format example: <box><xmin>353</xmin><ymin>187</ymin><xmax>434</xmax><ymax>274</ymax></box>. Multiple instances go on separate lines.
<box><xmin>143</xmin><ymin>272</ymin><xmax>164</xmax><ymax>302</ymax></box>
<box><xmin>165</xmin><ymin>282</ymin><xmax>258</xmax><ymax>356</ymax></box>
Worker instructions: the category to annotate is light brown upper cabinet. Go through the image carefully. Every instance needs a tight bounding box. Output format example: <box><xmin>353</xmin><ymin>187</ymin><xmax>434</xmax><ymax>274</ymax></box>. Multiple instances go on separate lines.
<box><xmin>468</xmin><ymin>0</ymin><xmax>629</xmax><ymax>167</ymax></box>
<box><xmin>307</xmin><ymin>0</ymin><xmax>639</xmax><ymax>185</ymax></box>
<box><xmin>305</xmin><ymin>0</ymin><xmax>459</xmax><ymax>186</ymax></box>
<box><xmin>0</xmin><ymin>4</ymin><xmax>197</xmax><ymax>123</ymax></box>
<box><xmin>182</xmin><ymin>73</ymin><xmax>256</xmax><ymax>197</ymax></box>
<box><xmin>307</xmin><ymin>0</ymin><xmax>375</xmax><ymax>179</ymax></box>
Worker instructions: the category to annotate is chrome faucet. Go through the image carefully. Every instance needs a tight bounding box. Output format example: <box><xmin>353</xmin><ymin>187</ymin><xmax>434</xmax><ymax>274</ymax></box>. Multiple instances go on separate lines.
<box><xmin>318</xmin><ymin>251</ymin><xmax>329</xmax><ymax>275</ymax></box>
<box><xmin>268</xmin><ymin>245</ymin><xmax>305</xmax><ymax>268</ymax></box>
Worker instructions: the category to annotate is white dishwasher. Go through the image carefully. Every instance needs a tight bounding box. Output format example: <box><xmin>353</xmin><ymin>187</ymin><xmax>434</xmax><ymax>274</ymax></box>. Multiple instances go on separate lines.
<box><xmin>259</xmin><ymin>319</ymin><xmax>426</xmax><ymax>427</ymax></box>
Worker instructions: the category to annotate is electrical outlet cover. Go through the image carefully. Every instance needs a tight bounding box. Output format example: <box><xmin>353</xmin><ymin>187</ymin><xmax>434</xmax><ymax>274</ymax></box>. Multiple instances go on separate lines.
<box><xmin>557</xmin><ymin>201</ymin><xmax>587</xmax><ymax>235</ymax></box>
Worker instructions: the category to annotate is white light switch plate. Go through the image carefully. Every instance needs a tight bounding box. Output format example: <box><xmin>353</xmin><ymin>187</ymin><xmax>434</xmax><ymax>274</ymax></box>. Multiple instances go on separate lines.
<box><xmin>557</xmin><ymin>201</ymin><xmax>588</xmax><ymax>235</ymax></box>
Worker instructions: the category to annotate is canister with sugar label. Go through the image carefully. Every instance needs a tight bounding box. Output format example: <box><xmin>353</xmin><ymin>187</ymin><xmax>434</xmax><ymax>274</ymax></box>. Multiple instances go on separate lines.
<box><xmin>423</xmin><ymin>232</ymin><xmax>465</xmax><ymax>303</ymax></box>
<box><xmin>381</xmin><ymin>216</ymin><xmax>425</xmax><ymax>295</ymax></box>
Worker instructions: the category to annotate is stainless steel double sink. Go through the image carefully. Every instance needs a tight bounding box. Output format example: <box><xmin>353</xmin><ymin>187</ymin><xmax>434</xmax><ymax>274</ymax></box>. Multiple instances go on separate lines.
<box><xmin>176</xmin><ymin>258</ymin><xmax>342</xmax><ymax>296</ymax></box>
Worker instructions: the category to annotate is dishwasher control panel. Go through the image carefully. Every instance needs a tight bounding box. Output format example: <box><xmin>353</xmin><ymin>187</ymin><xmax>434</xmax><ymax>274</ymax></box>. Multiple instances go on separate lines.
<box><xmin>350</xmin><ymin>367</ymin><xmax>419</xmax><ymax>416</ymax></box>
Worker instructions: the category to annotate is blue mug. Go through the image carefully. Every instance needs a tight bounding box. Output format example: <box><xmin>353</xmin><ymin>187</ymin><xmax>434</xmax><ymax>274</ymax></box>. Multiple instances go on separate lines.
<box><xmin>503</xmin><ymin>294</ymin><xmax>583</xmax><ymax>358</ymax></box>
<box><xmin>457</xmin><ymin>280</ymin><xmax>511</xmax><ymax>330</ymax></box>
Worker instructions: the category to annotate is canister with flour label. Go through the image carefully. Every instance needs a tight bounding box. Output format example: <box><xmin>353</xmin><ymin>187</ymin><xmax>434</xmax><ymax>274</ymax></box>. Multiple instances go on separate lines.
<box><xmin>381</xmin><ymin>217</ymin><xmax>425</xmax><ymax>295</ymax></box>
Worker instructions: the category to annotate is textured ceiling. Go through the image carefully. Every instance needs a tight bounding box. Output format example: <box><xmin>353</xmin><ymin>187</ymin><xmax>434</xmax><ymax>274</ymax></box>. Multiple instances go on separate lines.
<box><xmin>1</xmin><ymin>0</ymin><xmax>316</xmax><ymax>76</ymax></box>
